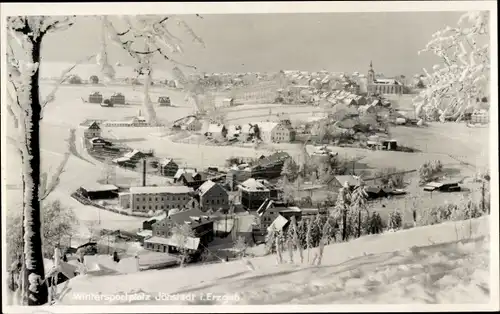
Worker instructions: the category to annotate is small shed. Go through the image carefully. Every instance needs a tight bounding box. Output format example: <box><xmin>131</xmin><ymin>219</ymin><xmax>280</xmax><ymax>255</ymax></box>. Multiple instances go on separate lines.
<box><xmin>110</xmin><ymin>93</ymin><xmax>125</xmax><ymax>105</ymax></box>
<box><xmin>88</xmin><ymin>92</ymin><xmax>103</xmax><ymax>104</ymax></box>
<box><xmin>381</xmin><ymin>139</ymin><xmax>398</xmax><ymax>151</ymax></box>
<box><xmin>423</xmin><ymin>181</ymin><xmax>461</xmax><ymax>192</ymax></box>
<box><xmin>89</xmin><ymin>137</ymin><xmax>112</xmax><ymax>149</ymax></box>
<box><xmin>158</xmin><ymin>96</ymin><xmax>171</xmax><ymax>106</ymax></box>
<box><xmin>77</xmin><ymin>184</ymin><xmax>119</xmax><ymax>200</ymax></box>
<box><xmin>223</xmin><ymin>98</ymin><xmax>235</xmax><ymax>107</ymax></box>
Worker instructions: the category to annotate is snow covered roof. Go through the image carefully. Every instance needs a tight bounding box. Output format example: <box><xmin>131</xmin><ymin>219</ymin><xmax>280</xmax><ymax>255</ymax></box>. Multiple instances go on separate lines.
<box><xmin>144</xmin><ymin>236</ymin><xmax>200</xmax><ymax>251</ymax></box>
<box><xmin>267</xmin><ymin>215</ymin><xmax>289</xmax><ymax>233</ymax></box>
<box><xmin>81</xmin><ymin>183</ymin><xmax>119</xmax><ymax>192</ymax></box>
<box><xmin>334</xmin><ymin>175</ymin><xmax>361</xmax><ymax>187</ymax></box>
<box><xmin>174</xmin><ymin>168</ymin><xmax>197</xmax><ymax>180</ymax></box>
<box><xmin>197</xmin><ymin>180</ymin><xmax>217</xmax><ymax>196</ymax></box>
<box><xmin>239</xmin><ymin>178</ymin><xmax>270</xmax><ymax>192</ymax></box>
<box><xmin>129</xmin><ymin>186</ymin><xmax>193</xmax><ymax>195</ymax></box>
<box><xmin>160</xmin><ymin>158</ymin><xmax>176</xmax><ymax>167</ymax></box>
<box><xmin>207</xmin><ymin>124</ymin><xmax>226</xmax><ymax>133</ymax></box>
<box><xmin>373</xmin><ymin>78</ymin><xmax>402</xmax><ymax>85</ymax></box>
<box><xmin>123</xmin><ymin>149</ymin><xmax>143</xmax><ymax>159</ymax></box>
<box><xmin>145</xmin><ymin>212</ymin><xmax>168</xmax><ymax>223</ymax></box>
<box><xmin>137</xmin><ymin>229</ymin><xmax>153</xmax><ymax>238</ymax></box>
<box><xmin>255</xmin><ymin>122</ymin><xmax>278</xmax><ymax>133</ymax></box>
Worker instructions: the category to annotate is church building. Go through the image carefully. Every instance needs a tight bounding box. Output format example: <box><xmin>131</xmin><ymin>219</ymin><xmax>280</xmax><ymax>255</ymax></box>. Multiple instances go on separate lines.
<box><xmin>367</xmin><ymin>61</ymin><xmax>404</xmax><ymax>96</ymax></box>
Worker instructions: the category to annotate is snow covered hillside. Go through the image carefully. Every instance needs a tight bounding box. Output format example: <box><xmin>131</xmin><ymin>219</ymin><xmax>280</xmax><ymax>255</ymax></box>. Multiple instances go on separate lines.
<box><xmin>57</xmin><ymin>216</ymin><xmax>491</xmax><ymax>306</ymax></box>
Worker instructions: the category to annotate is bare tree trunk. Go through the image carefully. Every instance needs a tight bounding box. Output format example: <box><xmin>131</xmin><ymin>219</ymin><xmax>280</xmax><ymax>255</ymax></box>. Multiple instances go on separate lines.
<box><xmin>23</xmin><ymin>36</ymin><xmax>49</xmax><ymax>305</ymax></box>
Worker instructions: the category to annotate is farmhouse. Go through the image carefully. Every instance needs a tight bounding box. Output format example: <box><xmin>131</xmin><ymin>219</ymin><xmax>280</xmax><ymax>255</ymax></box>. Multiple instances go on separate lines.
<box><xmin>250</xmin><ymin>151</ymin><xmax>291</xmax><ymax>179</ymax></box>
<box><xmin>121</xmin><ymin>185</ymin><xmax>194</xmax><ymax>213</ymax></box>
<box><xmin>144</xmin><ymin>208</ymin><xmax>214</xmax><ymax>256</ymax></box>
<box><xmin>110</xmin><ymin>93</ymin><xmax>126</xmax><ymax>105</ymax></box>
<box><xmin>254</xmin><ymin>121</ymin><xmax>296</xmax><ymax>143</ymax></box>
<box><xmin>173</xmin><ymin>168</ymin><xmax>198</xmax><ymax>182</ymax></box>
<box><xmin>205</xmin><ymin>123</ymin><xmax>228</xmax><ymax>140</ymax></box>
<box><xmin>172</xmin><ymin>115</ymin><xmax>202</xmax><ymax>131</ymax></box>
<box><xmin>238</xmin><ymin>178</ymin><xmax>280</xmax><ymax>211</ymax></box>
<box><xmin>89</xmin><ymin>137</ymin><xmax>112</xmax><ymax>149</ymax></box>
<box><xmin>159</xmin><ymin>158</ymin><xmax>179</xmax><ymax>177</ymax></box>
<box><xmin>177</xmin><ymin>171</ymin><xmax>208</xmax><ymax>190</ymax></box>
<box><xmin>77</xmin><ymin>183</ymin><xmax>119</xmax><ymax>201</ymax></box>
<box><xmin>255</xmin><ymin>199</ymin><xmax>302</xmax><ymax>235</ymax></box>
<box><xmin>112</xmin><ymin>149</ymin><xmax>146</xmax><ymax>168</ymax></box>
<box><xmin>327</xmin><ymin>175</ymin><xmax>362</xmax><ymax>191</ymax></box>
<box><xmin>196</xmin><ymin>180</ymin><xmax>229</xmax><ymax>212</ymax></box>
<box><xmin>84</xmin><ymin>121</ymin><xmax>102</xmax><ymax>139</ymax></box>
<box><xmin>142</xmin><ymin>212</ymin><xmax>168</xmax><ymax>231</ymax></box>
<box><xmin>88</xmin><ymin>92</ymin><xmax>103</xmax><ymax>104</ymax></box>
<box><xmin>423</xmin><ymin>181</ymin><xmax>461</xmax><ymax>192</ymax></box>
<box><xmin>158</xmin><ymin>96</ymin><xmax>171</xmax><ymax>106</ymax></box>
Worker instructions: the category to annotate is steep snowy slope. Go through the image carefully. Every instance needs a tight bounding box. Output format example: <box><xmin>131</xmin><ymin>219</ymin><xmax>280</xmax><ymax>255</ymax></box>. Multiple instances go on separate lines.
<box><xmin>55</xmin><ymin>216</ymin><xmax>492</xmax><ymax>306</ymax></box>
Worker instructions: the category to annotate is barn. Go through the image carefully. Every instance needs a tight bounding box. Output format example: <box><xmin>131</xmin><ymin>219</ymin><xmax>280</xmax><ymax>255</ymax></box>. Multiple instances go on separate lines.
<box><xmin>77</xmin><ymin>184</ymin><xmax>119</xmax><ymax>200</ymax></box>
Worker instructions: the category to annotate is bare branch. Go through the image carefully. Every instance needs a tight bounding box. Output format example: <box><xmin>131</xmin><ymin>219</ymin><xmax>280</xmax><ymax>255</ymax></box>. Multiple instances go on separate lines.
<box><xmin>40</xmin><ymin>129</ymin><xmax>74</xmax><ymax>201</ymax></box>
<box><xmin>41</xmin><ymin>54</ymin><xmax>97</xmax><ymax>111</ymax></box>
<box><xmin>40</xmin><ymin>16</ymin><xmax>76</xmax><ymax>35</ymax></box>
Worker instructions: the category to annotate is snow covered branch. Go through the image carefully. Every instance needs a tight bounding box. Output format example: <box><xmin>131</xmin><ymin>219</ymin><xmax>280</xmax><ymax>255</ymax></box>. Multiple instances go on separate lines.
<box><xmin>41</xmin><ymin>54</ymin><xmax>96</xmax><ymax>112</ymax></box>
<box><xmin>39</xmin><ymin>129</ymin><xmax>74</xmax><ymax>201</ymax></box>
<box><xmin>414</xmin><ymin>11</ymin><xmax>490</xmax><ymax>122</ymax></box>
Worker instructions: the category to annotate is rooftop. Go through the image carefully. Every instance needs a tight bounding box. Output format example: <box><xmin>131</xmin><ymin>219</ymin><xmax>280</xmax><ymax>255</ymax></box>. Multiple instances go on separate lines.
<box><xmin>80</xmin><ymin>183</ymin><xmax>119</xmax><ymax>192</ymax></box>
<box><xmin>239</xmin><ymin>178</ymin><xmax>271</xmax><ymax>192</ymax></box>
<box><xmin>129</xmin><ymin>186</ymin><xmax>193</xmax><ymax>195</ymax></box>
<box><xmin>197</xmin><ymin>180</ymin><xmax>217</xmax><ymax>196</ymax></box>
<box><xmin>144</xmin><ymin>235</ymin><xmax>200</xmax><ymax>251</ymax></box>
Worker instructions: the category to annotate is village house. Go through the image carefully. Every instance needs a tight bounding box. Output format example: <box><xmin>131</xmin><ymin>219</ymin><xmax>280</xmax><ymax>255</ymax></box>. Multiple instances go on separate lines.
<box><xmin>172</xmin><ymin>115</ymin><xmax>203</xmax><ymax>131</ymax></box>
<box><xmin>176</xmin><ymin>170</ymin><xmax>209</xmax><ymax>190</ymax></box>
<box><xmin>112</xmin><ymin>149</ymin><xmax>146</xmax><ymax>168</ymax></box>
<box><xmin>88</xmin><ymin>92</ymin><xmax>103</xmax><ymax>104</ymax></box>
<box><xmin>196</xmin><ymin>180</ymin><xmax>230</xmax><ymax>212</ymax></box>
<box><xmin>254</xmin><ymin>121</ymin><xmax>296</xmax><ymax>143</ymax></box>
<box><xmin>173</xmin><ymin>168</ymin><xmax>198</xmax><ymax>183</ymax></box>
<box><xmin>88</xmin><ymin>137</ymin><xmax>112</xmax><ymax>149</ymax></box>
<box><xmin>238</xmin><ymin>178</ymin><xmax>280</xmax><ymax>211</ymax></box>
<box><xmin>226</xmin><ymin>166</ymin><xmax>252</xmax><ymax>191</ymax></box>
<box><xmin>144</xmin><ymin>208</ymin><xmax>214</xmax><ymax>257</ymax></box>
<box><xmin>110</xmin><ymin>92</ymin><xmax>126</xmax><ymax>105</ymax></box>
<box><xmin>84</xmin><ymin>121</ymin><xmax>102</xmax><ymax>139</ymax></box>
<box><xmin>119</xmin><ymin>185</ymin><xmax>194</xmax><ymax>214</ymax></box>
<box><xmin>327</xmin><ymin>175</ymin><xmax>362</xmax><ymax>191</ymax></box>
<box><xmin>158</xmin><ymin>96</ymin><xmax>171</xmax><ymax>106</ymax></box>
<box><xmin>254</xmin><ymin>199</ymin><xmax>302</xmax><ymax>237</ymax></box>
<box><xmin>205</xmin><ymin>123</ymin><xmax>228</xmax><ymax>140</ymax></box>
<box><xmin>159</xmin><ymin>158</ymin><xmax>179</xmax><ymax>177</ymax></box>
<box><xmin>250</xmin><ymin>151</ymin><xmax>291</xmax><ymax>179</ymax></box>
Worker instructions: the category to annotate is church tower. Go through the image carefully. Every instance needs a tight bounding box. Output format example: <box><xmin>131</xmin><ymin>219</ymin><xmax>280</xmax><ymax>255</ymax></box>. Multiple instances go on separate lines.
<box><xmin>367</xmin><ymin>61</ymin><xmax>375</xmax><ymax>84</ymax></box>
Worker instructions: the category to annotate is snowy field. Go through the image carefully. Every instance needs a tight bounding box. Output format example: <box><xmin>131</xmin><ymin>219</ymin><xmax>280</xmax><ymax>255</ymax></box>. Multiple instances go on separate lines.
<box><xmin>53</xmin><ymin>216</ymin><xmax>491</xmax><ymax>306</ymax></box>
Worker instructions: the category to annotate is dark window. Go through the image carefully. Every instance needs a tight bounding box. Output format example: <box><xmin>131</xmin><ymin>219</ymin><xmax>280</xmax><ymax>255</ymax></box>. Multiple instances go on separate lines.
<box><xmin>143</xmin><ymin>206</ymin><xmax>146</xmax><ymax>210</ymax></box>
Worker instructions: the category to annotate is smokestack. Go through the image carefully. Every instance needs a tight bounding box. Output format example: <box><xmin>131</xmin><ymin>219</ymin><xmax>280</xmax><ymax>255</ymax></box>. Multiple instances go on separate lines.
<box><xmin>142</xmin><ymin>159</ymin><xmax>147</xmax><ymax>187</ymax></box>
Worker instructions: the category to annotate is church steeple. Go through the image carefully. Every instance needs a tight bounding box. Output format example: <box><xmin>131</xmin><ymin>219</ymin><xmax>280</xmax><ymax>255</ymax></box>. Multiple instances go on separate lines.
<box><xmin>367</xmin><ymin>61</ymin><xmax>375</xmax><ymax>84</ymax></box>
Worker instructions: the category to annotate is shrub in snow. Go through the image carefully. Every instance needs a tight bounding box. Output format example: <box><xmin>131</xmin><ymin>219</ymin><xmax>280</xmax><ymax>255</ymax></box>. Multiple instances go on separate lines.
<box><xmin>68</xmin><ymin>75</ymin><xmax>82</xmax><ymax>84</ymax></box>
<box><xmin>376</xmin><ymin>167</ymin><xmax>406</xmax><ymax>189</ymax></box>
<box><xmin>418</xmin><ymin>160</ymin><xmax>444</xmax><ymax>185</ymax></box>
<box><xmin>365</xmin><ymin>211</ymin><xmax>385</xmax><ymax>234</ymax></box>
<box><xmin>387</xmin><ymin>210</ymin><xmax>403</xmax><ymax>230</ymax></box>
